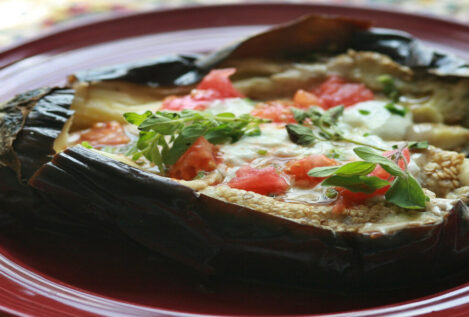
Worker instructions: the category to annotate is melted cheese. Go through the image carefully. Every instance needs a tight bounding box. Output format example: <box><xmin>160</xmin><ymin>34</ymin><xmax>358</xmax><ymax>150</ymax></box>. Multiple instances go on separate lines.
<box><xmin>207</xmin><ymin>98</ymin><xmax>254</xmax><ymax>116</ymax></box>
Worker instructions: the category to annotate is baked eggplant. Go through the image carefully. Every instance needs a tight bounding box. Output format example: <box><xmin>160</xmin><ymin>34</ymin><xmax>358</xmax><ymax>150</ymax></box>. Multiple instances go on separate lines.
<box><xmin>3</xmin><ymin>15</ymin><xmax>469</xmax><ymax>290</ymax></box>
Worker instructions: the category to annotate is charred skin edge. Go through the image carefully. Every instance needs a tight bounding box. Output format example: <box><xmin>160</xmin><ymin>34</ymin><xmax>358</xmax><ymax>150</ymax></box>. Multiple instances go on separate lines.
<box><xmin>0</xmin><ymin>88</ymin><xmax>75</xmax><ymax>182</ymax></box>
<box><xmin>29</xmin><ymin>146</ymin><xmax>469</xmax><ymax>290</ymax></box>
<box><xmin>68</xmin><ymin>54</ymin><xmax>204</xmax><ymax>87</ymax></box>
<box><xmin>69</xmin><ymin>15</ymin><xmax>469</xmax><ymax>89</ymax></box>
<box><xmin>0</xmin><ymin>88</ymin><xmax>74</xmax><ymax>223</ymax></box>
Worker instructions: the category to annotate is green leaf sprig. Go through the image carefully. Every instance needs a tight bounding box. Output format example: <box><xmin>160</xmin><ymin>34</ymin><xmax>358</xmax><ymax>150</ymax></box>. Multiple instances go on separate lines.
<box><xmin>286</xmin><ymin>106</ymin><xmax>387</xmax><ymax>151</ymax></box>
<box><xmin>308</xmin><ymin>146</ymin><xmax>427</xmax><ymax>210</ymax></box>
<box><xmin>124</xmin><ymin>109</ymin><xmax>268</xmax><ymax>175</ymax></box>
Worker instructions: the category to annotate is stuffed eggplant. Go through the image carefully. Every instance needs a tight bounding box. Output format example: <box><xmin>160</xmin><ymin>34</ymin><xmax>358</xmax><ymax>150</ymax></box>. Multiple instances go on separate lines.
<box><xmin>3</xmin><ymin>15</ymin><xmax>469</xmax><ymax>290</ymax></box>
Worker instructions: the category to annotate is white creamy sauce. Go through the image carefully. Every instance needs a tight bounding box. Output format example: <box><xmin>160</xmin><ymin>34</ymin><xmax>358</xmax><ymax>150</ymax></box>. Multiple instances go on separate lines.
<box><xmin>341</xmin><ymin>100</ymin><xmax>413</xmax><ymax>140</ymax></box>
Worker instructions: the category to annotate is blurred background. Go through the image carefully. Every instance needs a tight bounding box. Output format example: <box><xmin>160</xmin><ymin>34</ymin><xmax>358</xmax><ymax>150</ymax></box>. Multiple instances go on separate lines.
<box><xmin>1</xmin><ymin>0</ymin><xmax>468</xmax><ymax>47</ymax></box>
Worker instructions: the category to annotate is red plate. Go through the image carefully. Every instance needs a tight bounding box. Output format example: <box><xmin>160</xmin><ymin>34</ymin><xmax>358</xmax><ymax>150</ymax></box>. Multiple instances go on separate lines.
<box><xmin>1</xmin><ymin>3</ymin><xmax>469</xmax><ymax>316</ymax></box>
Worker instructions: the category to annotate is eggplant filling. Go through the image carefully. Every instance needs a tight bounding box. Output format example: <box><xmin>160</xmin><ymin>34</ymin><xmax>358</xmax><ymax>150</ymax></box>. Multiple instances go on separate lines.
<box><xmin>62</xmin><ymin>51</ymin><xmax>469</xmax><ymax>235</ymax></box>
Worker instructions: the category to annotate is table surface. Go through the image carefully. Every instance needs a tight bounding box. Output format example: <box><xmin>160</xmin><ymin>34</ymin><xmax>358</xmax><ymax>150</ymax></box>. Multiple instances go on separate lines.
<box><xmin>1</xmin><ymin>0</ymin><xmax>468</xmax><ymax>47</ymax></box>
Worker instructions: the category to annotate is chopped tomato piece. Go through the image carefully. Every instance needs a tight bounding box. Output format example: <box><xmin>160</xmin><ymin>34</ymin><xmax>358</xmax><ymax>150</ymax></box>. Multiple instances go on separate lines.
<box><xmin>314</xmin><ymin>76</ymin><xmax>374</xmax><ymax>109</ymax></box>
<box><xmin>336</xmin><ymin>148</ymin><xmax>410</xmax><ymax>209</ymax></box>
<box><xmin>78</xmin><ymin>121</ymin><xmax>130</xmax><ymax>147</ymax></box>
<box><xmin>162</xmin><ymin>68</ymin><xmax>243</xmax><ymax>111</ymax></box>
<box><xmin>251</xmin><ymin>100</ymin><xmax>296</xmax><ymax>123</ymax></box>
<box><xmin>293</xmin><ymin>89</ymin><xmax>320</xmax><ymax>108</ymax></box>
<box><xmin>227</xmin><ymin>166</ymin><xmax>289</xmax><ymax>195</ymax></box>
<box><xmin>169</xmin><ymin>137</ymin><xmax>220</xmax><ymax>180</ymax></box>
<box><xmin>284</xmin><ymin>154</ymin><xmax>337</xmax><ymax>187</ymax></box>
<box><xmin>197</xmin><ymin>68</ymin><xmax>244</xmax><ymax>98</ymax></box>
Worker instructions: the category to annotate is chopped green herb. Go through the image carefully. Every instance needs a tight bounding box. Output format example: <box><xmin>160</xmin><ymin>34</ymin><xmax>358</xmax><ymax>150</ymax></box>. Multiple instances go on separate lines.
<box><xmin>287</xmin><ymin>106</ymin><xmax>387</xmax><ymax>151</ymax></box>
<box><xmin>384</xmin><ymin>102</ymin><xmax>407</xmax><ymax>117</ymax></box>
<box><xmin>358</xmin><ymin>109</ymin><xmax>370</xmax><ymax>115</ymax></box>
<box><xmin>194</xmin><ymin>171</ymin><xmax>207</xmax><ymax>180</ymax></box>
<box><xmin>285</xmin><ymin>124</ymin><xmax>316</xmax><ymax>145</ymax></box>
<box><xmin>81</xmin><ymin>141</ymin><xmax>93</xmax><ymax>149</ymax></box>
<box><xmin>325</xmin><ymin>188</ymin><xmax>338</xmax><ymax>199</ymax></box>
<box><xmin>378</xmin><ymin>74</ymin><xmax>399</xmax><ymax>102</ymax></box>
<box><xmin>124</xmin><ymin>110</ymin><xmax>268</xmax><ymax>175</ymax></box>
<box><xmin>408</xmin><ymin>141</ymin><xmax>429</xmax><ymax>150</ymax></box>
<box><xmin>363</xmin><ymin>132</ymin><xmax>370</xmax><ymax>137</ymax></box>
<box><xmin>257</xmin><ymin>149</ymin><xmax>268</xmax><ymax>155</ymax></box>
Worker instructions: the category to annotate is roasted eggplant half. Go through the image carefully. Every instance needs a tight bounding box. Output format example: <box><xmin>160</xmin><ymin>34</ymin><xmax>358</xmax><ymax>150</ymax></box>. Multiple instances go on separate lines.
<box><xmin>3</xmin><ymin>15</ymin><xmax>469</xmax><ymax>290</ymax></box>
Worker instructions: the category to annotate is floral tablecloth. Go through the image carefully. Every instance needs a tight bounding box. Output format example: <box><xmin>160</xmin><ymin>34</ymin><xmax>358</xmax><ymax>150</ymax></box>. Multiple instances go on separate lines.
<box><xmin>1</xmin><ymin>0</ymin><xmax>468</xmax><ymax>47</ymax></box>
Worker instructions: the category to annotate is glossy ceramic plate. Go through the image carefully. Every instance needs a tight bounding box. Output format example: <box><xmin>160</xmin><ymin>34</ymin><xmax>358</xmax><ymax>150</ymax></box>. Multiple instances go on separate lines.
<box><xmin>2</xmin><ymin>3</ymin><xmax>469</xmax><ymax>316</ymax></box>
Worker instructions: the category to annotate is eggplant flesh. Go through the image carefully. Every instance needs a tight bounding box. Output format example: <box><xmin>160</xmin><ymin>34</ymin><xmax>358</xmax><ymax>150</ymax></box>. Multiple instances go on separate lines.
<box><xmin>2</xmin><ymin>15</ymin><xmax>469</xmax><ymax>290</ymax></box>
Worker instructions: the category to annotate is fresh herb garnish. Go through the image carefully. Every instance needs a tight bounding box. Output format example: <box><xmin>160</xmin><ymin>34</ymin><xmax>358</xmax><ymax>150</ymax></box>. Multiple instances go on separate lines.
<box><xmin>384</xmin><ymin>102</ymin><xmax>407</xmax><ymax>117</ymax></box>
<box><xmin>194</xmin><ymin>171</ymin><xmax>207</xmax><ymax>180</ymax></box>
<box><xmin>257</xmin><ymin>149</ymin><xmax>268</xmax><ymax>155</ymax></box>
<box><xmin>287</xmin><ymin>106</ymin><xmax>387</xmax><ymax>151</ymax></box>
<box><xmin>408</xmin><ymin>141</ymin><xmax>429</xmax><ymax>150</ymax></box>
<box><xmin>81</xmin><ymin>141</ymin><xmax>93</xmax><ymax>149</ymax></box>
<box><xmin>308</xmin><ymin>146</ymin><xmax>427</xmax><ymax>210</ymax></box>
<box><xmin>378</xmin><ymin>74</ymin><xmax>399</xmax><ymax>103</ymax></box>
<box><xmin>322</xmin><ymin>175</ymin><xmax>390</xmax><ymax>194</ymax></box>
<box><xmin>359</xmin><ymin>109</ymin><xmax>370</xmax><ymax>115</ymax></box>
<box><xmin>325</xmin><ymin>188</ymin><xmax>338</xmax><ymax>199</ymax></box>
<box><xmin>124</xmin><ymin>109</ymin><xmax>268</xmax><ymax>174</ymax></box>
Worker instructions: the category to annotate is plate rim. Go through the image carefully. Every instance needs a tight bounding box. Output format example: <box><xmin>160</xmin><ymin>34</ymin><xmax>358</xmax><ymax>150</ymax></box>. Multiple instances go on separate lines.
<box><xmin>1</xmin><ymin>2</ymin><xmax>469</xmax><ymax>316</ymax></box>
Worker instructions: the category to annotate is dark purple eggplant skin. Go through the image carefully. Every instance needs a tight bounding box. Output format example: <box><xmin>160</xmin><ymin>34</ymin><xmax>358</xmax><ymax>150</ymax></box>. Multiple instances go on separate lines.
<box><xmin>0</xmin><ymin>88</ymin><xmax>74</xmax><ymax>224</ymax></box>
<box><xmin>29</xmin><ymin>146</ymin><xmax>469</xmax><ymax>290</ymax></box>
<box><xmin>70</xmin><ymin>54</ymin><xmax>204</xmax><ymax>87</ymax></box>
<box><xmin>70</xmin><ymin>15</ymin><xmax>469</xmax><ymax>88</ymax></box>
<box><xmin>0</xmin><ymin>88</ymin><xmax>75</xmax><ymax>182</ymax></box>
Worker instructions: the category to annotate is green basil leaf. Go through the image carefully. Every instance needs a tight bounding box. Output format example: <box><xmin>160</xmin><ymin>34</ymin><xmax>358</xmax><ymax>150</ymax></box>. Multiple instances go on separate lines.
<box><xmin>321</xmin><ymin>175</ymin><xmax>390</xmax><ymax>194</ymax></box>
<box><xmin>286</xmin><ymin>124</ymin><xmax>316</xmax><ymax>145</ymax></box>
<box><xmin>336</xmin><ymin>161</ymin><xmax>376</xmax><ymax>176</ymax></box>
<box><xmin>385</xmin><ymin>174</ymin><xmax>426</xmax><ymax>209</ymax></box>
<box><xmin>291</xmin><ymin>108</ymin><xmax>309</xmax><ymax>124</ymax></box>
<box><xmin>322</xmin><ymin>105</ymin><xmax>344</xmax><ymax>125</ymax></box>
<box><xmin>308</xmin><ymin>166</ymin><xmax>340</xmax><ymax>177</ymax></box>
<box><xmin>308</xmin><ymin>161</ymin><xmax>376</xmax><ymax>177</ymax></box>
<box><xmin>353</xmin><ymin>147</ymin><xmax>405</xmax><ymax>177</ymax></box>
<box><xmin>123</xmin><ymin>111</ymin><xmax>153</xmax><ymax>126</ymax></box>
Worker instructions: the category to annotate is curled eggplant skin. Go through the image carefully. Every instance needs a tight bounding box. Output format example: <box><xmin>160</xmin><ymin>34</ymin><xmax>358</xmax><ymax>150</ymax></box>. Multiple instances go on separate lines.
<box><xmin>70</xmin><ymin>54</ymin><xmax>204</xmax><ymax>87</ymax></box>
<box><xmin>0</xmin><ymin>88</ymin><xmax>75</xmax><ymax>182</ymax></box>
<box><xmin>29</xmin><ymin>146</ymin><xmax>469</xmax><ymax>290</ymax></box>
<box><xmin>70</xmin><ymin>15</ymin><xmax>469</xmax><ymax>88</ymax></box>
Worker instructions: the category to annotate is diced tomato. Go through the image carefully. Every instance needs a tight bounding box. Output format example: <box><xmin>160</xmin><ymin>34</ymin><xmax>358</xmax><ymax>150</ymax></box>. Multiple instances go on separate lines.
<box><xmin>227</xmin><ymin>166</ymin><xmax>289</xmax><ymax>195</ymax></box>
<box><xmin>314</xmin><ymin>76</ymin><xmax>374</xmax><ymax>109</ymax></box>
<box><xmin>169</xmin><ymin>137</ymin><xmax>220</xmax><ymax>180</ymax></box>
<box><xmin>78</xmin><ymin>121</ymin><xmax>130</xmax><ymax>147</ymax></box>
<box><xmin>161</xmin><ymin>68</ymin><xmax>243</xmax><ymax>111</ymax></box>
<box><xmin>197</xmin><ymin>68</ymin><xmax>243</xmax><ymax>98</ymax></box>
<box><xmin>335</xmin><ymin>148</ymin><xmax>410</xmax><ymax>209</ymax></box>
<box><xmin>293</xmin><ymin>89</ymin><xmax>321</xmax><ymax>108</ymax></box>
<box><xmin>251</xmin><ymin>100</ymin><xmax>296</xmax><ymax>123</ymax></box>
<box><xmin>284</xmin><ymin>154</ymin><xmax>337</xmax><ymax>188</ymax></box>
